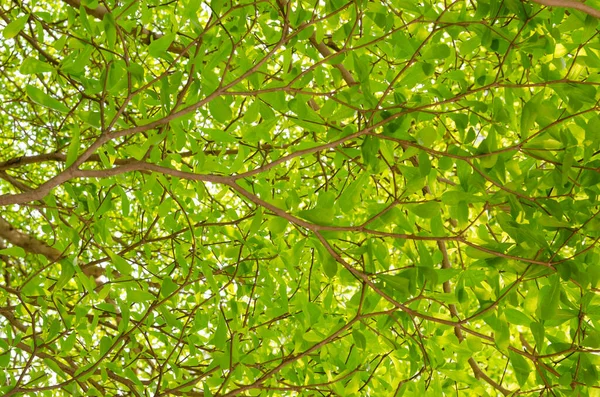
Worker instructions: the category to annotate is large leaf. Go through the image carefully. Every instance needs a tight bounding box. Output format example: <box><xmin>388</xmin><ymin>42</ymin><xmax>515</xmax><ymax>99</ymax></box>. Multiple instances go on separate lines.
<box><xmin>26</xmin><ymin>85</ymin><xmax>69</xmax><ymax>113</ymax></box>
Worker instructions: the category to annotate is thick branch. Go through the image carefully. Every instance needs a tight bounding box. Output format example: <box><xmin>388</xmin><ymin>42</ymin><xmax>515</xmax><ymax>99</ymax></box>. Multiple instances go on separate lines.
<box><xmin>530</xmin><ymin>0</ymin><xmax>600</xmax><ymax>18</ymax></box>
<box><xmin>0</xmin><ymin>216</ymin><xmax>62</xmax><ymax>262</ymax></box>
<box><xmin>0</xmin><ymin>216</ymin><xmax>103</xmax><ymax>278</ymax></box>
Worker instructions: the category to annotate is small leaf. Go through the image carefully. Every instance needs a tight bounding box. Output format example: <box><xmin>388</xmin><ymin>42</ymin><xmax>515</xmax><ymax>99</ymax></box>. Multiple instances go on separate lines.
<box><xmin>352</xmin><ymin>329</ymin><xmax>367</xmax><ymax>349</ymax></box>
<box><xmin>55</xmin><ymin>260</ymin><xmax>75</xmax><ymax>291</ymax></box>
<box><xmin>361</xmin><ymin>135</ymin><xmax>380</xmax><ymax>169</ymax></box>
<box><xmin>0</xmin><ymin>352</ymin><xmax>10</xmax><ymax>368</ymax></box>
<box><xmin>267</xmin><ymin>217</ymin><xmax>288</xmax><ymax>235</ymax></box>
<box><xmin>379</xmin><ymin>274</ymin><xmax>410</xmax><ymax>294</ymax></box>
<box><xmin>209</xmin><ymin>97</ymin><xmax>233</xmax><ymax>123</ymax></box>
<box><xmin>494</xmin><ymin>320</ymin><xmax>510</xmax><ymax>352</ymax></box>
<box><xmin>107</xmin><ymin>250</ymin><xmax>132</xmax><ymax>275</ymax></box>
<box><xmin>65</xmin><ymin>125</ymin><xmax>81</xmax><ymax>168</ymax></box>
<box><xmin>322</xmin><ymin>255</ymin><xmax>337</xmax><ymax>278</ymax></box>
<box><xmin>530</xmin><ymin>321</ymin><xmax>545</xmax><ymax>348</ymax></box>
<box><xmin>520</xmin><ymin>99</ymin><xmax>538</xmax><ymax>139</ymax></box>
<box><xmin>538</xmin><ymin>275</ymin><xmax>561</xmax><ymax>320</ymax></box>
<box><xmin>316</xmin><ymin>245</ymin><xmax>337</xmax><ymax>278</ymax></box>
<box><xmin>61</xmin><ymin>333</ymin><xmax>77</xmax><ymax>352</ymax></box>
<box><xmin>536</xmin><ymin>215</ymin><xmax>571</xmax><ymax>229</ymax></box>
<box><xmin>418</xmin><ymin>151</ymin><xmax>431</xmax><ymax>176</ymax></box>
<box><xmin>416</xmin><ymin>126</ymin><xmax>437</xmax><ymax>147</ymax></box>
<box><xmin>103</xmin><ymin>13</ymin><xmax>116</xmax><ymax>50</ymax></box>
<box><xmin>203</xmin><ymin>127</ymin><xmax>237</xmax><ymax>143</ymax></box>
<box><xmin>338</xmin><ymin>173</ymin><xmax>369</xmax><ymax>213</ymax></box>
<box><xmin>303</xmin><ymin>331</ymin><xmax>322</xmax><ymax>342</ymax></box>
<box><xmin>160</xmin><ymin>276</ymin><xmax>179</xmax><ymax>298</ymax></box>
<box><xmin>148</xmin><ymin>33</ymin><xmax>175</xmax><ymax>58</ymax></box>
<box><xmin>212</xmin><ymin>315</ymin><xmax>228</xmax><ymax>348</ymax></box>
<box><xmin>99</xmin><ymin>336</ymin><xmax>112</xmax><ymax>356</ymax></box>
<box><xmin>561</xmin><ymin>151</ymin><xmax>574</xmax><ymax>185</ymax></box>
<box><xmin>43</xmin><ymin>358</ymin><xmax>67</xmax><ymax>379</ymax></box>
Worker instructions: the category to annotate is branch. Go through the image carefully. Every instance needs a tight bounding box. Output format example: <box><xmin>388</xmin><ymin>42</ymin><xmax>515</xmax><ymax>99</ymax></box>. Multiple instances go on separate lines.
<box><xmin>308</xmin><ymin>33</ymin><xmax>357</xmax><ymax>87</ymax></box>
<box><xmin>0</xmin><ymin>216</ymin><xmax>62</xmax><ymax>262</ymax></box>
<box><xmin>275</xmin><ymin>0</ymin><xmax>357</xmax><ymax>87</ymax></box>
<box><xmin>60</xmin><ymin>0</ymin><xmax>189</xmax><ymax>56</ymax></box>
<box><xmin>0</xmin><ymin>216</ymin><xmax>103</xmax><ymax>278</ymax></box>
<box><xmin>530</xmin><ymin>0</ymin><xmax>600</xmax><ymax>18</ymax></box>
<box><xmin>405</xmin><ymin>145</ymin><xmax>512</xmax><ymax>396</ymax></box>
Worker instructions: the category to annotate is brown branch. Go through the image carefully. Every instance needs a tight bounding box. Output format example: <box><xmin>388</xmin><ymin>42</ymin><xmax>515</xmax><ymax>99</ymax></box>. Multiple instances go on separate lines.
<box><xmin>308</xmin><ymin>33</ymin><xmax>357</xmax><ymax>87</ymax></box>
<box><xmin>0</xmin><ymin>216</ymin><xmax>103</xmax><ymax>278</ymax></box>
<box><xmin>0</xmin><ymin>142</ymin><xmax>303</xmax><ymax>171</ymax></box>
<box><xmin>530</xmin><ymin>0</ymin><xmax>600</xmax><ymax>18</ymax></box>
<box><xmin>403</xmin><ymin>146</ymin><xmax>512</xmax><ymax>395</ymax></box>
<box><xmin>0</xmin><ymin>152</ymin><xmax>130</xmax><ymax>170</ymax></box>
<box><xmin>0</xmin><ymin>216</ymin><xmax>62</xmax><ymax>262</ymax></box>
<box><xmin>275</xmin><ymin>0</ymin><xmax>357</xmax><ymax>87</ymax></box>
<box><xmin>60</xmin><ymin>0</ymin><xmax>189</xmax><ymax>56</ymax></box>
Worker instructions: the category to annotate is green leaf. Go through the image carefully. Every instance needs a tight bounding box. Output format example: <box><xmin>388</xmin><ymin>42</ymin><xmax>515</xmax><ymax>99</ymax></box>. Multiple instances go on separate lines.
<box><xmin>209</xmin><ymin>97</ymin><xmax>233</xmax><ymax>123</ymax></box>
<box><xmin>422</xmin><ymin>44</ymin><xmax>450</xmax><ymax>60</ymax></box>
<box><xmin>212</xmin><ymin>314</ymin><xmax>228</xmax><ymax>348</ymax></box>
<box><xmin>416</xmin><ymin>126</ymin><xmax>437</xmax><ymax>147</ymax></box>
<box><xmin>361</xmin><ymin>135</ymin><xmax>380</xmax><ymax>170</ymax></box>
<box><xmin>267</xmin><ymin>217</ymin><xmax>288</xmax><ymax>234</ymax></box>
<box><xmin>107</xmin><ymin>251</ymin><xmax>132</xmax><ymax>276</ymax></box>
<box><xmin>379</xmin><ymin>274</ymin><xmax>410</xmax><ymax>295</ymax></box>
<box><xmin>19</xmin><ymin>57</ymin><xmax>54</xmax><ymax>74</ymax></box>
<box><xmin>0</xmin><ymin>352</ymin><xmax>10</xmax><ymax>368</ymax></box>
<box><xmin>55</xmin><ymin>259</ymin><xmax>75</xmax><ymax>291</ymax></box>
<box><xmin>61</xmin><ymin>333</ymin><xmax>77</xmax><ymax>352</ymax></box>
<box><xmin>298</xmin><ymin>207</ymin><xmax>334</xmax><ymax>226</ymax></box>
<box><xmin>504</xmin><ymin>308</ymin><xmax>532</xmax><ymax>326</ymax></box>
<box><xmin>160</xmin><ymin>276</ymin><xmax>179</xmax><ymax>298</ymax></box>
<box><xmin>26</xmin><ymin>85</ymin><xmax>69</xmax><ymax>113</ymax></box>
<box><xmin>494</xmin><ymin>320</ymin><xmax>510</xmax><ymax>353</ymax></box>
<box><xmin>303</xmin><ymin>330</ymin><xmax>323</xmax><ymax>342</ymax></box>
<box><xmin>406</xmin><ymin>201</ymin><xmax>440</xmax><ymax>218</ymax></box>
<box><xmin>203</xmin><ymin>128</ymin><xmax>237</xmax><ymax>143</ymax></box>
<box><xmin>65</xmin><ymin>125</ymin><xmax>81</xmax><ymax>168</ymax></box>
<box><xmin>2</xmin><ymin>14</ymin><xmax>28</xmax><ymax>39</ymax></box>
<box><xmin>530</xmin><ymin>321</ymin><xmax>545</xmax><ymax>348</ymax></box>
<box><xmin>148</xmin><ymin>33</ymin><xmax>176</xmax><ymax>58</ymax></box>
<box><xmin>352</xmin><ymin>329</ymin><xmax>367</xmax><ymax>349</ymax></box>
<box><xmin>103</xmin><ymin>13</ymin><xmax>117</xmax><ymax>50</ymax></box>
<box><xmin>538</xmin><ymin>275</ymin><xmax>561</xmax><ymax>320</ymax></box>
<box><xmin>0</xmin><ymin>246</ymin><xmax>26</xmax><ymax>257</ymax></box>
<box><xmin>536</xmin><ymin>215</ymin><xmax>571</xmax><ymax>229</ymax></box>
<box><xmin>561</xmin><ymin>151</ymin><xmax>574</xmax><ymax>185</ymax></box>
<box><xmin>520</xmin><ymin>98</ymin><xmax>538</xmax><ymax>139</ymax></box>
<box><xmin>43</xmin><ymin>358</ymin><xmax>67</xmax><ymax>379</ymax></box>
<box><xmin>316</xmin><ymin>245</ymin><xmax>337</xmax><ymax>278</ymax></box>
<box><xmin>509</xmin><ymin>351</ymin><xmax>531</xmax><ymax>386</ymax></box>
<box><xmin>99</xmin><ymin>336</ymin><xmax>112</xmax><ymax>356</ymax></box>
<box><xmin>338</xmin><ymin>173</ymin><xmax>369</xmax><ymax>213</ymax></box>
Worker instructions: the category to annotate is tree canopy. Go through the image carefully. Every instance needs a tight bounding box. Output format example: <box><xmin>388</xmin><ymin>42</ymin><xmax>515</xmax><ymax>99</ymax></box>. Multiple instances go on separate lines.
<box><xmin>2</xmin><ymin>0</ymin><xmax>600</xmax><ymax>395</ymax></box>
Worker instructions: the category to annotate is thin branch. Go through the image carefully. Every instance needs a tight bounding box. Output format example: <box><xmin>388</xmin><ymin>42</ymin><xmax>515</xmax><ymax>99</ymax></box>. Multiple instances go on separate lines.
<box><xmin>60</xmin><ymin>0</ymin><xmax>189</xmax><ymax>56</ymax></box>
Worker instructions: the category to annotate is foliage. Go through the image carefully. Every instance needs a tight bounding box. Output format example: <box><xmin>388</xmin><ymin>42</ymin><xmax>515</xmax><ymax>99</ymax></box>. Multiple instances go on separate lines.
<box><xmin>1</xmin><ymin>0</ymin><xmax>600</xmax><ymax>395</ymax></box>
